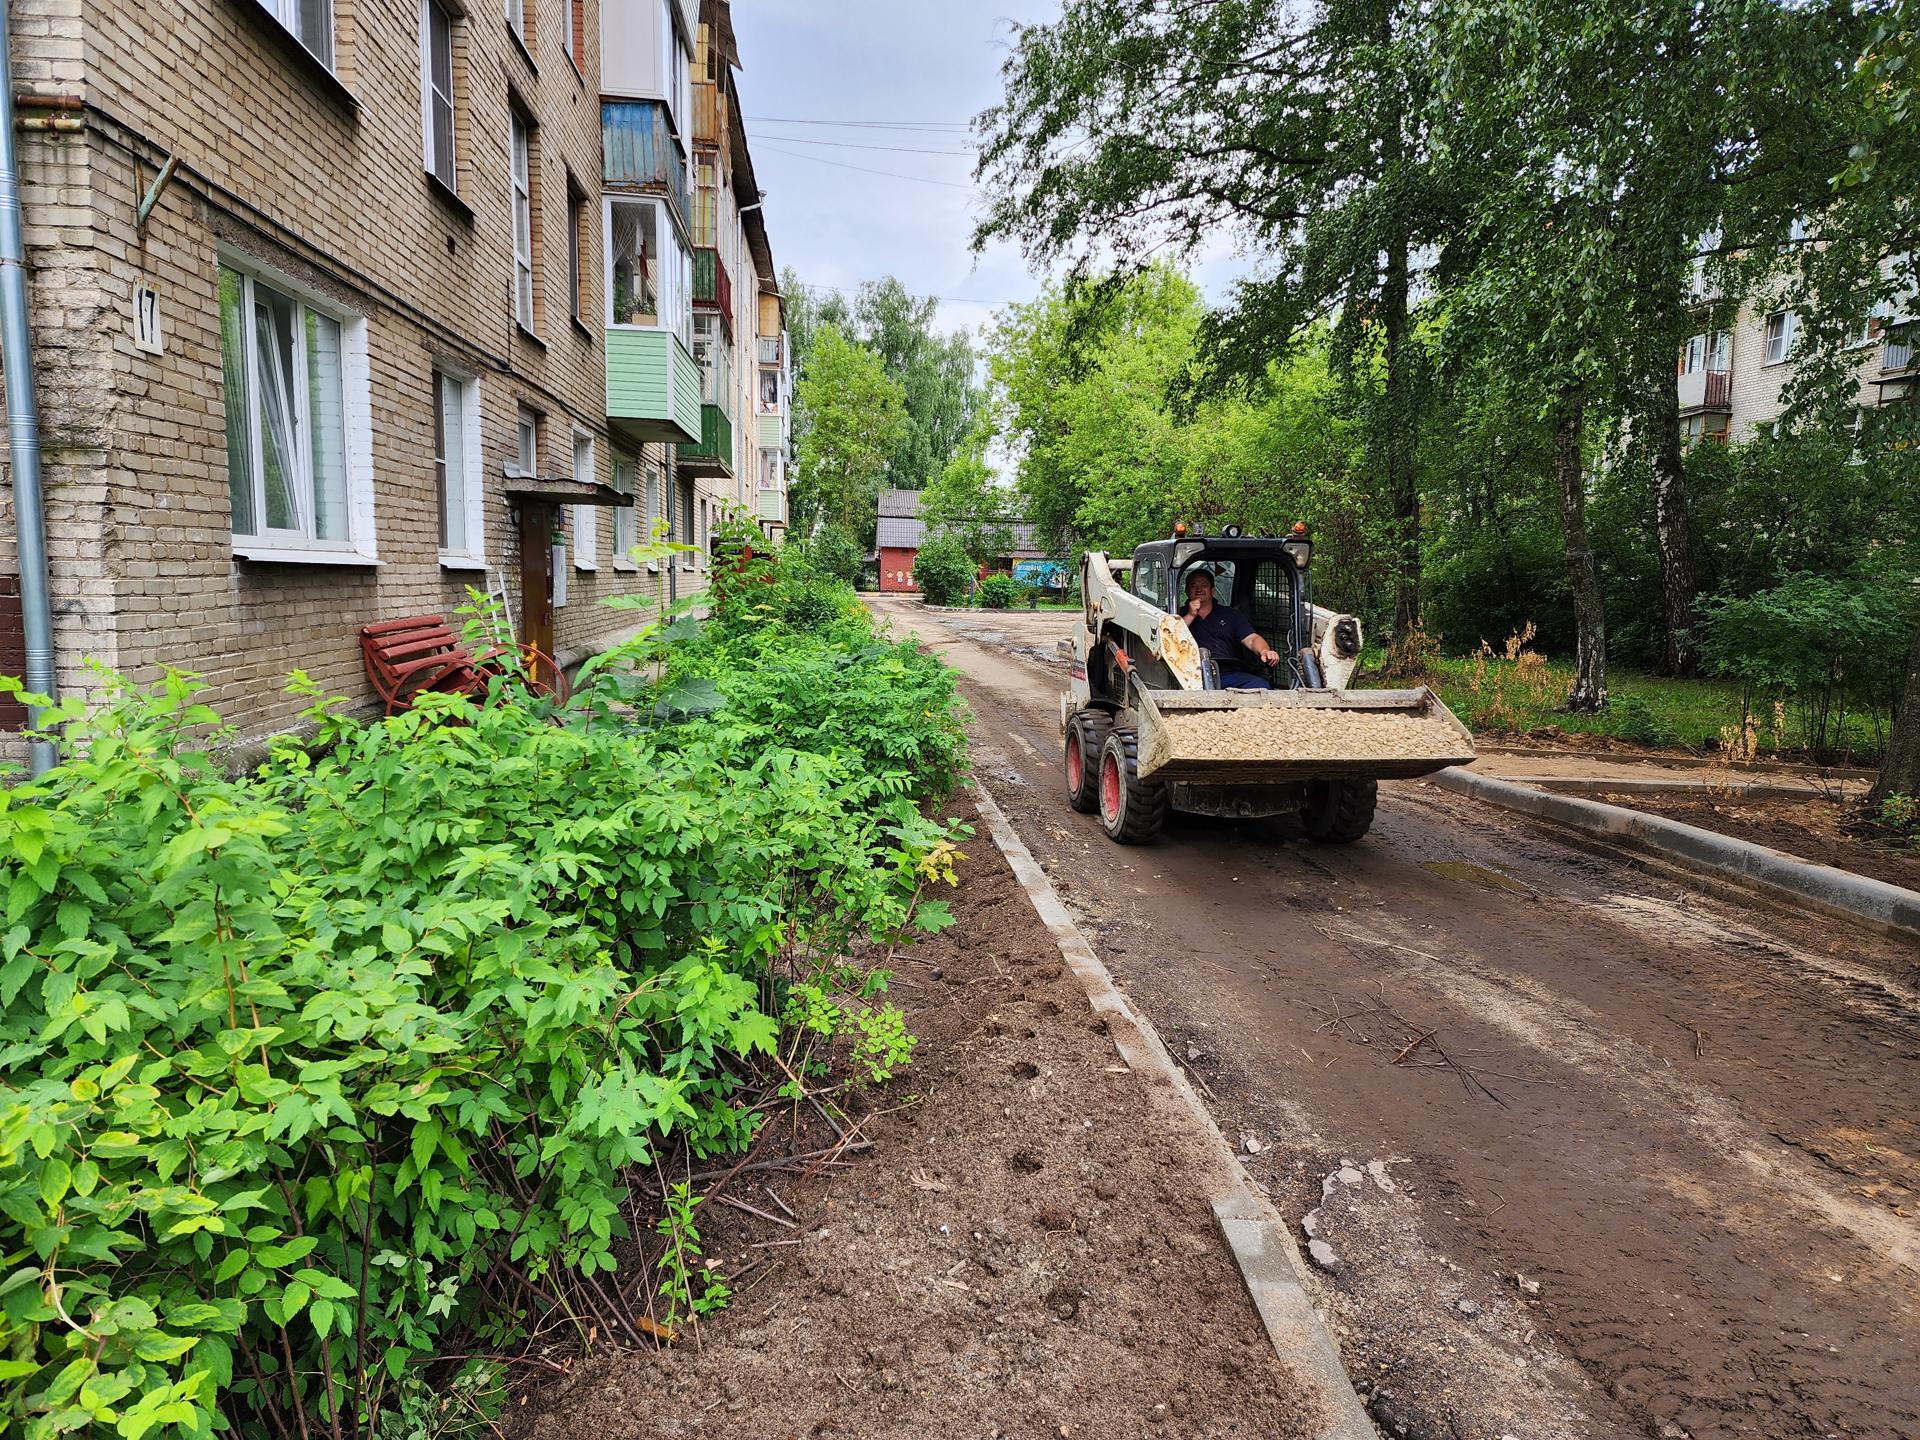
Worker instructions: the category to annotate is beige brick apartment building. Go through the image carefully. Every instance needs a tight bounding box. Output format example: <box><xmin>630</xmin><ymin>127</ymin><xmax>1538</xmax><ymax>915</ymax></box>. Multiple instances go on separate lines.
<box><xmin>0</xmin><ymin>0</ymin><xmax>789</xmax><ymax>748</ymax></box>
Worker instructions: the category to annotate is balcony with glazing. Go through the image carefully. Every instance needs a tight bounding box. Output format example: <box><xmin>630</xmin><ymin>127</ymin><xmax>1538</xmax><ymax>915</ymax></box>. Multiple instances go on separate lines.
<box><xmin>603</xmin><ymin>193</ymin><xmax>700</xmax><ymax>445</ymax></box>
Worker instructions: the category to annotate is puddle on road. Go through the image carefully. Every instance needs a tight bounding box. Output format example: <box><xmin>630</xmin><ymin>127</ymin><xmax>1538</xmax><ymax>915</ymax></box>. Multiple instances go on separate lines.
<box><xmin>1421</xmin><ymin>859</ymin><xmax>1536</xmax><ymax>896</ymax></box>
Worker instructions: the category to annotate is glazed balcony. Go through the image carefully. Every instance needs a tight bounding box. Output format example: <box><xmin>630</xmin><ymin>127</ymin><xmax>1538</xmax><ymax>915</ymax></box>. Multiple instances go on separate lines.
<box><xmin>606</xmin><ymin>328</ymin><xmax>701</xmax><ymax>446</ymax></box>
<box><xmin>601</xmin><ymin>100</ymin><xmax>689</xmax><ymax>228</ymax></box>
<box><xmin>693</xmin><ymin>247</ymin><xmax>733</xmax><ymax>334</ymax></box>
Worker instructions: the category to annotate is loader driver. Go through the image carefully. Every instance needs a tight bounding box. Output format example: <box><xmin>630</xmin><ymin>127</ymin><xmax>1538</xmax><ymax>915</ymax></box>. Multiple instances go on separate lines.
<box><xmin>1180</xmin><ymin>568</ymin><xmax>1283</xmax><ymax>689</ymax></box>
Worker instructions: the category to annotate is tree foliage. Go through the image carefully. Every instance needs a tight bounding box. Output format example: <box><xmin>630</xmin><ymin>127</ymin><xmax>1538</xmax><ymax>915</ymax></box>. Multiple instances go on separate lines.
<box><xmin>791</xmin><ymin>325</ymin><xmax>907</xmax><ymax>548</ymax></box>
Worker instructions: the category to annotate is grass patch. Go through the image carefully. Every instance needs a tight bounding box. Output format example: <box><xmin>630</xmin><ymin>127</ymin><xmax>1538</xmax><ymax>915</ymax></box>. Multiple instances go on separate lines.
<box><xmin>1367</xmin><ymin>644</ymin><xmax>1889</xmax><ymax>763</ymax></box>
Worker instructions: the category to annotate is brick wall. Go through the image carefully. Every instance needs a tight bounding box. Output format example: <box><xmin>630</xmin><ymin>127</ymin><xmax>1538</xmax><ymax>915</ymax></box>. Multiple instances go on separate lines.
<box><xmin>0</xmin><ymin>0</ymin><xmax>713</xmax><ymax>752</ymax></box>
<box><xmin>878</xmin><ymin>545</ymin><xmax>917</xmax><ymax>593</ymax></box>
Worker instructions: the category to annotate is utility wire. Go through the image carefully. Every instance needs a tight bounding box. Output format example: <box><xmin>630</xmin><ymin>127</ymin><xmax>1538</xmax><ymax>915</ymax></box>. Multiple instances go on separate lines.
<box><xmin>748</xmin><ymin>131</ymin><xmax>974</xmax><ymax>156</ymax></box>
<box><xmin>789</xmin><ymin>279</ymin><xmax>1024</xmax><ymax>309</ymax></box>
<box><xmin>756</xmin><ymin>143</ymin><xmax>979</xmax><ymax>190</ymax></box>
<box><xmin>745</xmin><ymin>113</ymin><xmax>972</xmax><ymax>131</ymax></box>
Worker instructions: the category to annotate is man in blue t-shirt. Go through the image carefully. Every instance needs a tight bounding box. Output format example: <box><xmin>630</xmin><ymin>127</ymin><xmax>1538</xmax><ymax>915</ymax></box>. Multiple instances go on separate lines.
<box><xmin>1179</xmin><ymin>568</ymin><xmax>1283</xmax><ymax>689</ymax></box>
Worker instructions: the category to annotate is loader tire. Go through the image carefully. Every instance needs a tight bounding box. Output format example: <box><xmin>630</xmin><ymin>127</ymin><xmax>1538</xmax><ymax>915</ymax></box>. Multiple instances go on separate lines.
<box><xmin>1064</xmin><ymin>710</ymin><xmax>1111</xmax><ymax>814</ymax></box>
<box><xmin>1098</xmin><ymin>729</ymin><xmax>1167</xmax><ymax>844</ymax></box>
<box><xmin>1303</xmin><ymin>778</ymin><xmax>1377</xmax><ymax>844</ymax></box>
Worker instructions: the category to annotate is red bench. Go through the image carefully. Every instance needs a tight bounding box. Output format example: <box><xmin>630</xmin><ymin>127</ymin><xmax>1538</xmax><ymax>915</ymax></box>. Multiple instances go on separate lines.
<box><xmin>359</xmin><ymin>616</ymin><xmax>506</xmax><ymax>714</ymax></box>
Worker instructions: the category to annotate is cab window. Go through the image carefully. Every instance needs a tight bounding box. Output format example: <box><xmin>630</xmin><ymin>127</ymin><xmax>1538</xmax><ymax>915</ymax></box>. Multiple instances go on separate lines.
<box><xmin>1133</xmin><ymin>556</ymin><xmax>1166</xmax><ymax>608</ymax></box>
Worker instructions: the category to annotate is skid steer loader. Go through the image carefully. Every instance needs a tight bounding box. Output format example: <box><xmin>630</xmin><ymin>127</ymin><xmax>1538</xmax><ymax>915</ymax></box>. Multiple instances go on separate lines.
<box><xmin>1060</xmin><ymin>525</ymin><xmax>1474</xmax><ymax>844</ymax></box>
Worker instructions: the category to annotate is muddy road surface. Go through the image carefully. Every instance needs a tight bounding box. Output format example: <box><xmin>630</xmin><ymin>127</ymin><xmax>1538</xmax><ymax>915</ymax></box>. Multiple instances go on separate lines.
<box><xmin>870</xmin><ymin>597</ymin><xmax>1920</xmax><ymax>1440</ymax></box>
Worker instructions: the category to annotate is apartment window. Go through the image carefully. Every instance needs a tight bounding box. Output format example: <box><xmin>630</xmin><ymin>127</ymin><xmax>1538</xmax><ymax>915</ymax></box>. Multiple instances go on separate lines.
<box><xmin>758</xmin><ymin>367</ymin><xmax>779</xmax><ymax>412</ymax></box>
<box><xmin>510</xmin><ymin>113</ymin><xmax>536</xmax><ymax>330</ymax></box>
<box><xmin>1681</xmin><ymin>334</ymin><xmax>1704</xmax><ymax>375</ymax></box>
<box><xmin>693</xmin><ymin>314</ymin><xmax>730</xmax><ymax>404</ymax></box>
<box><xmin>572</xmin><ymin>430</ymin><xmax>597</xmax><ymax>569</ymax></box>
<box><xmin>256</xmin><ymin>0</ymin><xmax>334</xmax><ymax>68</ymax></box>
<box><xmin>219</xmin><ymin>260</ymin><xmax>366</xmax><ymax>555</ymax></box>
<box><xmin>606</xmin><ymin>196</ymin><xmax>691</xmax><ymax>343</ymax></box>
<box><xmin>564</xmin><ymin>0</ymin><xmax>582</xmax><ymax>63</ymax></box>
<box><xmin>567</xmin><ymin>182</ymin><xmax>586</xmax><ymax>323</ymax></box>
<box><xmin>420</xmin><ymin>0</ymin><xmax>456</xmax><ymax>190</ymax></box>
<box><xmin>505</xmin><ymin>0</ymin><xmax>528</xmax><ymax>48</ymax></box>
<box><xmin>434</xmin><ymin>370</ymin><xmax>483</xmax><ymax>562</ymax></box>
<box><xmin>680</xmin><ymin>477</ymin><xmax>696</xmax><ymax>568</ymax></box>
<box><xmin>660</xmin><ymin>0</ymin><xmax>690</xmax><ymax>136</ymax></box>
<box><xmin>612</xmin><ymin>453</ymin><xmax>639</xmax><ymax>561</ymax></box>
<box><xmin>1763</xmin><ymin>311</ymin><xmax>1798</xmax><ymax>366</ymax></box>
<box><xmin>515</xmin><ymin>407</ymin><xmax>539</xmax><ymax>476</ymax></box>
<box><xmin>1709</xmin><ymin>330</ymin><xmax>1730</xmax><ymax>371</ymax></box>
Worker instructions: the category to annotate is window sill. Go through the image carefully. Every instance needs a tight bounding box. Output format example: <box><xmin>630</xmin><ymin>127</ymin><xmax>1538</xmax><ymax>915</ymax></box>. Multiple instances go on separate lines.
<box><xmin>612</xmin><ymin>560</ymin><xmax>640</xmax><ymax>573</ymax></box>
<box><xmin>425</xmin><ymin>171</ymin><xmax>473</xmax><ymax>224</ymax></box>
<box><xmin>230</xmin><ymin>1</ymin><xmax>358</xmax><ymax>112</ymax></box>
<box><xmin>575</xmin><ymin>561</ymin><xmax>599</xmax><ymax>573</ymax></box>
<box><xmin>235</xmin><ymin>544</ymin><xmax>380</xmax><ymax>567</ymax></box>
<box><xmin>515</xmin><ymin>322</ymin><xmax>546</xmax><ymax>350</ymax></box>
<box><xmin>507</xmin><ymin>23</ymin><xmax>538</xmax><ymax>74</ymax></box>
<box><xmin>571</xmin><ymin>316</ymin><xmax>595</xmax><ymax>344</ymax></box>
<box><xmin>440</xmin><ymin>555</ymin><xmax>488</xmax><ymax>572</ymax></box>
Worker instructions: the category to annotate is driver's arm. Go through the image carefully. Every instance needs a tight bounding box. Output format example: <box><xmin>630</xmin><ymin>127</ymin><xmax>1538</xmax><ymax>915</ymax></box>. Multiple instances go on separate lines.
<box><xmin>1241</xmin><ymin>631</ymin><xmax>1282</xmax><ymax>666</ymax></box>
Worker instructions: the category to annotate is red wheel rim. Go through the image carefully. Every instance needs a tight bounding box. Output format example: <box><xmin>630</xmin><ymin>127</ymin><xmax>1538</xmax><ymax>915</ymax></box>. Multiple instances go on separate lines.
<box><xmin>1067</xmin><ymin>733</ymin><xmax>1083</xmax><ymax>791</ymax></box>
<box><xmin>1101</xmin><ymin>749</ymin><xmax>1122</xmax><ymax>820</ymax></box>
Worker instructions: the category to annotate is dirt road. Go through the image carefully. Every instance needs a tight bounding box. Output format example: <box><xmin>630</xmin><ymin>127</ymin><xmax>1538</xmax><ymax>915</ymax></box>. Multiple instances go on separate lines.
<box><xmin>871</xmin><ymin>597</ymin><xmax>1920</xmax><ymax>1440</ymax></box>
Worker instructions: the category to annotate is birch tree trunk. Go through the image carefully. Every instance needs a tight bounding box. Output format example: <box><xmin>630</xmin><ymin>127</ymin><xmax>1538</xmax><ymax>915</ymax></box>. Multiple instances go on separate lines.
<box><xmin>1554</xmin><ymin>387</ymin><xmax>1608</xmax><ymax>711</ymax></box>
<box><xmin>1649</xmin><ymin>365</ymin><xmax>1698</xmax><ymax>676</ymax></box>
<box><xmin>1867</xmin><ymin>621</ymin><xmax>1920</xmax><ymax>806</ymax></box>
<box><xmin>1383</xmin><ymin>244</ymin><xmax>1421</xmax><ymax>641</ymax></box>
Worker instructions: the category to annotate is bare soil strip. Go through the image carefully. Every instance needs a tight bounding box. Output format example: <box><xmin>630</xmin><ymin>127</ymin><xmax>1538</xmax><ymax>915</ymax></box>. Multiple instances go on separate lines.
<box><xmin>522</xmin><ymin>795</ymin><xmax>1323</xmax><ymax>1440</ymax></box>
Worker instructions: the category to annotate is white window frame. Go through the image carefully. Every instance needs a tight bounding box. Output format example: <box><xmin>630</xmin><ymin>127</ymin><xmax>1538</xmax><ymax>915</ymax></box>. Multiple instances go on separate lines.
<box><xmin>504</xmin><ymin>0</ymin><xmax>526</xmax><ymax>46</ymax></box>
<box><xmin>643</xmin><ymin>458</ymin><xmax>664</xmax><ymax>571</ymax></box>
<box><xmin>659</xmin><ymin>0</ymin><xmax>691</xmax><ymax>136</ymax></box>
<box><xmin>1708</xmin><ymin>330</ymin><xmax>1730</xmax><ymax>371</ymax></box>
<box><xmin>219</xmin><ymin>250</ymin><xmax>375</xmax><ymax>564</ymax></box>
<box><xmin>514</xmin><ymin>407</ymin><xmax>539</xmax><ymax>477</ymax></box>
<box><xmin>1763</xmin><ymin>311</ymin><xmax>1798</xmax><ymax>366</ymax></box>
<box><xmin>257</xmin><ymin>0</ymin><xmax>334</xmax><ymax>68</ymax></box>
<box><xmin>572</xmin><ymin>429</ymin><xmax>598</xmax><ymax>570</ymax></box>
<box><xmin>563</xmin><ymin>0</ymin><xmax>578</xmax><ymax>62</ymax></box>
<box><xmin>680</xmin><ymin>478</ymin><xmax>697</xmax><ymax>570</ymax></box>
<box><xmin>511</xmin><ymin>113</ymin><xmax>535</xmax><ymax>330</ymax></box>
<box><xmin>604</xmin><ymin>195</ymin><xmax>692</xmax><ymax>345</ymax></box>
<box><xmin>435</xmin><ymin>369</ymin><xmax>485</xmax><ymax>568</ymax></box>
<box><xmin>1681</xmin><ymin>334</ymin><xmax>1704</xmax><ymax>375</ymax></box>
<box><xmin>420</xmin><ymin>0</ymin><xmax>457</xmax><ymax>193</ymax></box>
<box><xmin>612</xmin><ymin>452</ymin><xmax>639</xmax><ymax>566</ymax></box>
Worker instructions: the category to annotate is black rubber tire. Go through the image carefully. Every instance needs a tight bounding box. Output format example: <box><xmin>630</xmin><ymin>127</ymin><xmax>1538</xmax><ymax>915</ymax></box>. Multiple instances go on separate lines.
<box><xmin>1302</xmin><ymin>778</ymin><xmax>1378</xmax><ymax>844</ymax></box>
<box><xmin>1097</xmin><ymin>728</ymin><xmax>1168</xmax><ymax>844</ymax></box>
<box><xmin>1064</xmin><ymin>710</ymin><xmax>1111</xmax><ymax>814</ymax></box>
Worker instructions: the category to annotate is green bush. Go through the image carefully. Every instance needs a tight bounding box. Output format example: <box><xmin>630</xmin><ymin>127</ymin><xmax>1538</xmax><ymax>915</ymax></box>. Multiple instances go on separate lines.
<box><xmin>0</xmin><ymin>558</ymin><xmax>964</xmax><ymax>1440</ymax></box>
<box><xmin>1697</xmin><ymin>569</ymin><xmax>1915</xmax><ymax>757</ymax></box>
<box><xmin>913</xmin><ymin>536</ymin><xmax>975</xmax><ymax>606</ymax></box>
<box><xmin>977</xmin><ymin>575</ymin><xmax>1022</xmax><ymax>609</ymax></box>
<box><xmin>796</xmin><ymin>524</ymin><xmax>862</xmax><ymax>586</ymax></box>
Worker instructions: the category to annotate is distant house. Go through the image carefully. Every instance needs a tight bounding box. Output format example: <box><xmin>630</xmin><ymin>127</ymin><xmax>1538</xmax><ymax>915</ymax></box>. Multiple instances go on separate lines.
<box><xmin>872</xmin><ymin>488</ymin><xmax>1049</xmax><ymax>593</ymax></box>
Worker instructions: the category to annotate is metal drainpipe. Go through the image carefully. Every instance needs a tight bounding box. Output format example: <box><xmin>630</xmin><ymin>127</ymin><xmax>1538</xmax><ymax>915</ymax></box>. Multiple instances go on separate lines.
<box><xmin>0</xmin><ymin>7</ymin><xmax>57</xmax><ymax>776</ymax></box>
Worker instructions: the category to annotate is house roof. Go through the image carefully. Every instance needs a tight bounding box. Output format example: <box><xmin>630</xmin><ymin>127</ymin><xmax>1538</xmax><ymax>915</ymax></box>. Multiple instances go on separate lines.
<box><xmin>874</xmin><ymin>489</ymin><xmax>1048</xmax><ymax>558</ymax></box>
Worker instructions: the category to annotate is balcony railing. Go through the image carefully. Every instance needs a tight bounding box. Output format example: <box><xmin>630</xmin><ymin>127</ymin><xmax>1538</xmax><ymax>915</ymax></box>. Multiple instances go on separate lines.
<box><xmin>1678</xmin><ymin>367</ymin><xmax>1732</xmax><ymax>414</ymax></box>
<box><xmin>693</xmin><ymin>247</ymin><xmax>733</xmax><ymax>332</ymax></box>
<box><xmin>678</xmin><ymin>403</ymin><xmax>734</xmax><ymax>476</ymax></box>
<box><xmin>602</xmin><ymin>101</ymin><xmax>689</xmax><ymax>229</ymax></box>
<box><xmin>693</xmin><ymin>80</ymin><xmax>721</xmax><ymax>146</ymax></box>
<box><xmin>757</xmin><ymin>335</ymin><xmax>782</xmax><ymax>366</ymax></box>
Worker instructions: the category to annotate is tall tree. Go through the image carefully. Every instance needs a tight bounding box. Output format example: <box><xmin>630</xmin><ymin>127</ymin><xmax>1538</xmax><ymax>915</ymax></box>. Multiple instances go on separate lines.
<box><xmin>791</xmin><ymin>325</ymin><xmax>907</xmax><ymax>549</ymax></box>
<box><xmin>974</xmin><ymin>0</ymin><xmax>1450</xmax><ymax>640</ymax></box>
<box><xmin>850</xmin><ymin>278</ymin><xmax>983</xmax><ymax>491</ymax></box>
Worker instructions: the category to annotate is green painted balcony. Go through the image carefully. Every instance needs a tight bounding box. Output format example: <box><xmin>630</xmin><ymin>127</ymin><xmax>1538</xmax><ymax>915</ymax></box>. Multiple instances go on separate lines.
<box><xmin>678</xmin><ymin>403</ymin><xmax>734</xmax><ymax>476</ymax></box>
<box><xmin>606</xmin><ymin>328</ymin><xmax>700</xmax><ymax>445</ymax></box>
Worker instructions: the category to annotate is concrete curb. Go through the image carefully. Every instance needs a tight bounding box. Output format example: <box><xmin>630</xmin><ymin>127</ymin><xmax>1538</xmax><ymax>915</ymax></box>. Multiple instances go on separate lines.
<box><xmin>970</xmin><ymin>782</ymin><xmax>1375</xmax><ymax>1440</ymax></box>
<box><xmin>1432</xmin><ymin>768</ymin><xmax>1920</xmax><ymax>940</ymax></box>
<box><xmin>1499</xmin><ymin>775</ymin><xmax>1860</xmax><ymax>802</ymax></box>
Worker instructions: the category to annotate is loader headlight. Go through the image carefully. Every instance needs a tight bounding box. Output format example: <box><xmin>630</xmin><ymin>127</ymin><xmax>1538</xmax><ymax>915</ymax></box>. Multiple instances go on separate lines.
<box><xmin>1283</xmin><ymin>536</ymin><xmax>1311</xmax><ymax>571</ymax></box>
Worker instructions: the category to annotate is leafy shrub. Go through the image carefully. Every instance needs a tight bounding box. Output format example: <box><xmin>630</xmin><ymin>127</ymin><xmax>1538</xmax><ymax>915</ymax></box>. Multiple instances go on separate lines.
<box><xmin>1697</xmin><ymin>570</ymin><xmax>1915</xmax><ymax>757</ymax></box>
<box><xmin>977</xmin><ymin>574</ymin><xmax>1022</xmax><ymax>609</ymax></box>
<box><xmin>913</xmin><ymin>536</ymin><xmax>975</xmax><ymax>606</ymax></box>
<box><xmin>0</xmin><ymin>558</ymin><xmax>965</xmax><ymax>1440</ymax></box>
<box><xmin>798</xmin><ymin>525</ymin><xmax>862</xmax><ymax>586</ymax></box>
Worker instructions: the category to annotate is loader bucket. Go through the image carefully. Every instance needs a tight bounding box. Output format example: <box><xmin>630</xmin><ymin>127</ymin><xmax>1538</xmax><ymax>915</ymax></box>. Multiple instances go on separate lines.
<box><xmin>1133</xmin><ymin>687</ymin><xmax>1475</xmax><ymax>785</ymax></box>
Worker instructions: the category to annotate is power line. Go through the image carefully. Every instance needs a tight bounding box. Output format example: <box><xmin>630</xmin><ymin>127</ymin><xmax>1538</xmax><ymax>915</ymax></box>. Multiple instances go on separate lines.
<box><xmin>745</xmin><ymin>113</ymin><xmax>972</xmax><ymax>132</ymax></box>
<box><xmin>790</xmin><ymin>279</ymin><xmax>1022</xmax><ymax>309</ymax></box>
<box><xmin>756</xmin><ymin>143</ymin><xmax>979</xmax><ymax>191</ymax></box>
<box><xmin>749</xmin><ymin>131</ymin><xmax>974</xmax><ymax>156</ymax></box>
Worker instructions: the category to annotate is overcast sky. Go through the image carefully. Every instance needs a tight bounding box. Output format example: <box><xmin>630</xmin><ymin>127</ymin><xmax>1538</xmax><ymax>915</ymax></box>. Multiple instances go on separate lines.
<box><xmin>727</xmin><ymin>1</ymin><xmax>1250</xmax><ymax>343</ymax></box>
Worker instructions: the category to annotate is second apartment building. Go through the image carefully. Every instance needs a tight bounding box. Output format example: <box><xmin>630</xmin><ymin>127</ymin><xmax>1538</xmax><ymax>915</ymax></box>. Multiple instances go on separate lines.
<box><xmin>0</xmin><ymin>0</ymin><xmax>790</xmax><ymax>747</ymax></box>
